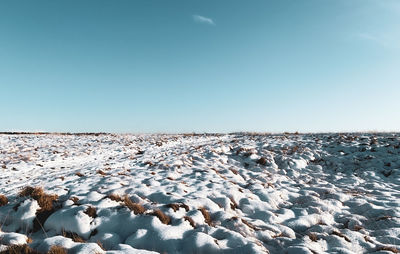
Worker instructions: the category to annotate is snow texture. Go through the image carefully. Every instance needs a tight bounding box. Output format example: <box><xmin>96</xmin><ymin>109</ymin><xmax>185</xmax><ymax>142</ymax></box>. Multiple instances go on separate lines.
<box><xmin>0</xmin><ymin>133</ymin><xmax>399</xmax><ymax>253</ymax></box>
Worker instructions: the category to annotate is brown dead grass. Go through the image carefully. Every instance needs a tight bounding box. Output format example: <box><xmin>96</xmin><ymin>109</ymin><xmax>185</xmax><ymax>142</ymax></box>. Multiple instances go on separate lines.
<box><xmin>62</xmin><ymin>229</ymin><xmax>85</xmax><ymax>243</ymax></box>
<box><xmin>332</xmin><ymin>230</ymin><xmax>351</xmax><ymax>242</ymax></box>
<box><xmin>241</xmin><ymin>218</ymin><xmax>259</xmax><ymax>231</ymax></box>
<box><xmin>273</xmin><ymin>233</ymin><xmax>288</xmax><ymax>238</ymax></box>
<box><xmin>377</xmin><ymin>246</ymin><xmax>399</xmax><ymax>253</ymax></box>
<box><xmin>1</xmin><ymin>244</ymin><xmax>40</xmax><ymax>254</ymax></box>
<box><xmin>166</xmin><ymin>203</ymin><xmax>189</xmax><ymax>212</ymax></box>
<box><xmin>198</xmin><ymin>207</ymin><xmax>212</xmax><ymax>226</ymax></box>
<box><xmin>19</xmin><ymin>186</ymin><xmax>58</xmax><ymax>212</ymax></box>
<box><xmin>256</xmin><ymin>157</ymin><xmax>267</xmax><ymax>166</ymax></box>
<box><xmin>70</xmin><ymin>196</ymin><xmax>79</xmax><ymax>205</ymax></box>
<box><xmin>184</xmin><ymin>216</ymin><xmax>196</xmax><ymax>228</ymax></box>
<box><xmin>309</xmin><ymin>233</ymin><xmax>318</xmax><ymax>242</ymax></box>
<box><xmin>47</xmin><ymin>246</ymin><xmax>67</xmax><ymax>254</ymax></box>
<box><xmin>229</xmin><ymin>197</ymin><xmax>238</xmax><ymax>210</ymax></box>
<box><xmin>97</xmin><ymin>170</ymin><xmax>107</xmax><ymax>176</ymax></box>
<box><xmin>84</xmin><ymin>206</ymin><xmax>97</xmax><ymax>218</ymax></box>
<box><xmin>124</xmin><ymin>195</ymin><xmax>146</xmax><ymax>215</ymax></box>
<box><xmin>166</xmin><ymin>203</ymin><xmax>180</xmax><ymax>212</ymax></box>
<box><xmin>0</xmin><ymin>194</ymin><xmax>8</xmax><ymax>206</ymax></box>
<box><xmin>230</xmin><ymin>168</ymin><xmax>239</xmax><ymax>175</ymax></box>
<box><xmin>107</xmin><ymin>193</ymin><xmax>123</xmax><ymax>202</ymax></box>
<box><xmin>376</xmin><ymin>215</ymin><xmax>393</xmax><ymax>221</ymax></box>
<box><xmin>19</xmin><ymin>186</ymin><xmax>43</xmax><ymax>199</ymax></box>
<box><xmin>37</xmin><ymin>194</ymin><xmax>58</xmax><ymax>212</ymax></box>
<box><xmin>150</xmin><ymin>209</ymin><xmax>171</xmax><ymax>225</ymax></box>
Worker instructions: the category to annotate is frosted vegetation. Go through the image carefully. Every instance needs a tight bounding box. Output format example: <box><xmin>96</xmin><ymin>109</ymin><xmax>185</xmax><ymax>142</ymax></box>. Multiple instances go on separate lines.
<box><xmin>0</xmin><ymin>133</ymin><xmax>399</xmax><ymax>253</ymax></box>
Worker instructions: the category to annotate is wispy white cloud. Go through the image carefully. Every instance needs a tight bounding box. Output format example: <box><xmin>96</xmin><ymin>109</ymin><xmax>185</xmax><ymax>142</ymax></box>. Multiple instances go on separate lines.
<box><xmin>357</xmin><ymin>32</ymin><xmax>388</xmax><ymax>48</ymax></box>
<box><xmin>192</xmin><ymin>15</ymin><xmax>215</xmax><ymax>26</ymax></box>
<box><xmin>356</xmin><ymin>32</ymin><xmax>400</xmax><ymax>50</ymax></box>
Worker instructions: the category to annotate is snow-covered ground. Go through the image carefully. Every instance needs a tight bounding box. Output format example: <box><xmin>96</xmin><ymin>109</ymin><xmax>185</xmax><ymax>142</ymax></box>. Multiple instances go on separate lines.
<box><xmin>0</xmin><ymin>133</ymin><xmax>399</xmax><ymax>254</ymax></box>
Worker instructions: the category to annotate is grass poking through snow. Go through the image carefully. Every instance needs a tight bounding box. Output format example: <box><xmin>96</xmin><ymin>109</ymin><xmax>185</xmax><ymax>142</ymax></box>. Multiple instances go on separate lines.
<box><xmin>124</xmin><ymin>195</ymin><xmax>146</xmax><ymax>215</ymax></box>
<box><xmin>150</xmin><ymin>209</ymin><xmax>171</xmax><ymax>225</ymax></box>
<box><xmin>2</xmin><ymin>244</ymin><xmax>40</xmax><ymax>254</ymax></box>
<box><xmin>198</xmin><ymin>207</ymin><xmax>212</xmax><ymax>226</ymax></box>
<box><xmin>47</xmin><ymin>246</ymin><xmax>67</xmax><ymax>254</ymax></box>
<box><xmin>0</xmin><ymin>194</ymin><xmax>8</xmax><ymax>206</ymax></box>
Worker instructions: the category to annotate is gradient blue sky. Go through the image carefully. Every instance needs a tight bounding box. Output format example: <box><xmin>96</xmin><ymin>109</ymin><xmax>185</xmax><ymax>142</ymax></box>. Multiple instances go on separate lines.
<box><xmin>1</xmin><ymin>0</ymin><xmax>399</xmax><ymax>133</ymax></box>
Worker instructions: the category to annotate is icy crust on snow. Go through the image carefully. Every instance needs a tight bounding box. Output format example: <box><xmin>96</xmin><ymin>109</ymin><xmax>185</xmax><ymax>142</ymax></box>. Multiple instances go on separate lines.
<box><xmin>0</xmin><ymin>133</ymin><xmax>399</xmax><ymax>253</ymax></box>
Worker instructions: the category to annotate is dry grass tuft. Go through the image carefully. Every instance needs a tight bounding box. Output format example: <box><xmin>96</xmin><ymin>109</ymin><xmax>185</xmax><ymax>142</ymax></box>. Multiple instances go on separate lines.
<box><xmin>19</xmin><ymin>186</ymin><xmax>44</xmax><ymax>199</ymax></box>
<box><xmin>37</xmin><ymin>194</ymin><xmax>58</xmax><ymax>212</ymax></box>
<box><xmin>97</xmin><ymin>170</ymin><xmax>107</xmax><ymax>176</ymax></box>
<box><xmin>273</xmin><ymin>233</ymin><xmax>287</xmax><ymax>238</ymax></box>
<box><xmin>308</xmin><ymin>232</ymin><xmax>318</xmax><ymax>242</ymax></box>
<box><xmin>377</xmin><ymin>246</ymin><xmax>399</xmax><ymax>253</ymax></box>
<box><xmin>198</xmin><ymin>207</ymin><xmax>212</xmax><ymax>226</ymax></box>
<box><xmin>256</xmin><ymin>157</ymin><xmax>267</xmax><ymax>166</ymax></box>
<box><xmin>47</xmin><ymin>246</ymin><xmax>67</xmax><ymax>254</ymax></box>
<box><xmin>230</xmin><ymin>168</ymin><xmax>239</xmax><ymax>175</ymax></box>
<box><xmin>19</xmin><ymin>186</ymin><xmax>58</xmax><ymax>212</ymax></box>
<box><xmin>364</xmin><ymin>236</ymin><xmax>373</xmax><ymax>243</ymax></box>
<box><xmin>70</xmin><ymin>196</ymin><xmax>79</xmax><ymax>205</ymax></box>
<box><xmin>0</xmin><ymin>194</ymin><xmax>8</xmax><ymax>206</ymax></box>
<box><xmin>124</xmin><ymin>195</ymin><xmax>146</xmax><ymax>215</ymax></box>
<box><xmin>166</xmin><ymin>203</ymin><xmax>189</xmax><ymax>212</ymax></box>
<box><xmin>229</xmin><ymin>197</ymin><xmax>238</xmax><ymax>210</ymax></box>
<box><xmin>376</xmin><ymin>215</ymin><xmax>392</xmax><ymax>221</ymax></box>
<box><xmin>241</xmin><ymin>218</ymin><xmax>259</xmax><ymax>231</ymax></box>
<box><xmin>107</xmin><ymin>193</ymin><xmax>123</xmax><ymax>202</ymax></box>
<box><xmin>62</xmin><ymin>229</ymin><xmax>86</xmax><ymax>243</ymax></box>
<box><xmin>166</xmin><ymin>203</ymin><xmax>180</xmax><ymax>212</ymax></box>
<box><xmin>2</xmin><ymin>244</ymin><xmax>40</xmax><ymax>254</ymax></box>
<box><xmin>184</xmin><ymin>216</ymin><xmax>196</xmax><ymax>228</ymax></box>
<box><xmin>150</xmin><ymin>209</ymin><xmax>171</xmax><ymax>225</ymax></box>
<box><xmin>331</xmin><ymin>230</ymin><xmax>351</xmax><ymax>242</ymax></box>
<box><xmin>84</xmin><ymin>206</ymin><xmax>97</xmax><ymax>218</ymax></box>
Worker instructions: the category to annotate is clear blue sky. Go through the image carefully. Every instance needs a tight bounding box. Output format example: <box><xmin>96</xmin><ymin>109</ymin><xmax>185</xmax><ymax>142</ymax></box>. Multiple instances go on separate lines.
<box><xmin>1</xmin><ymin>0</ymin><xmax>399</xmax><ymax>133</ymax></box>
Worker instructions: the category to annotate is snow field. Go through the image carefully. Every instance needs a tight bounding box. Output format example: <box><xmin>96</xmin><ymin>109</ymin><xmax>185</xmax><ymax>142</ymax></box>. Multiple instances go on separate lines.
<box><xmin>0</xmin><ymin>133</ymin><xmax>399</xmax><ymax>253</ymax></box>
